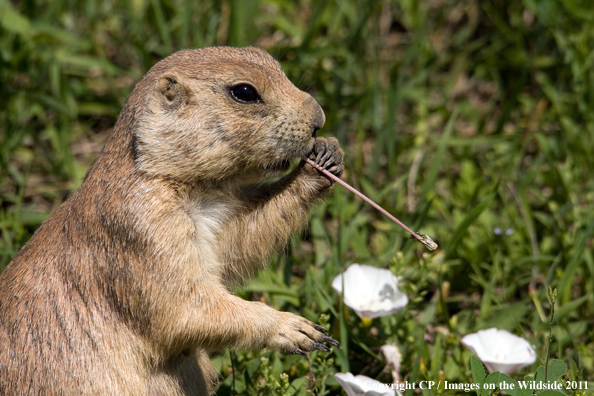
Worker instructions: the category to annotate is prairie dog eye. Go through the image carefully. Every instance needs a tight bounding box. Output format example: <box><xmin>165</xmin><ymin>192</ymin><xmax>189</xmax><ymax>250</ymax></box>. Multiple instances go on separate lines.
<box><xmin>230</xmin><ymin>84</ymin><xmax>261</xmax><ymax>103</ymax></box>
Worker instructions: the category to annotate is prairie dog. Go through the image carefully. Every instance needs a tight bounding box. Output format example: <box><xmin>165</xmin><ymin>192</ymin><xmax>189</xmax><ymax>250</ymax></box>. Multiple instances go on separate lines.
<box><xmin>0</xmin><ymin>47</ymin><xmax>343</xmax><ymax>395</ymax></box>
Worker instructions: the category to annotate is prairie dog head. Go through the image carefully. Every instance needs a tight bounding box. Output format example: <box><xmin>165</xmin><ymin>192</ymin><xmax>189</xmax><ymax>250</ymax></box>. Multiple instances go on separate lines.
<box><xmin>133</xmin><ymin>46</ymin><xmax>325</xmax><ymax>184</ymax></box>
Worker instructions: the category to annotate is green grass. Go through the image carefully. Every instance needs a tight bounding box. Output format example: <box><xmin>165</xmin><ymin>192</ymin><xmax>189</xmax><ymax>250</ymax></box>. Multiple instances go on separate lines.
<box><xmin>1</xmin><ymin>0</ymin><xmax>593</xmax><ymax>395</ymax></box>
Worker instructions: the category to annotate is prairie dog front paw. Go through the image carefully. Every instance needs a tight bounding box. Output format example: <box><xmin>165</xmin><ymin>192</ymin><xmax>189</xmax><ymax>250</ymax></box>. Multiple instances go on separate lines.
<box><xmin>266</xmin><ymin>311</ymin><xmax>340</xmax><ymax>355</ymax></box>
<box><xmin>304</xmin><ymin>137</ymin><xmax>344</xmax><ymax>188</ymax></box>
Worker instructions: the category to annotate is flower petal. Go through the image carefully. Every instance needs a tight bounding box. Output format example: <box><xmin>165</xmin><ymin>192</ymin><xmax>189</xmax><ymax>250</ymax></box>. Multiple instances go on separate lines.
<box><xmin>461</xmin><ymin>328</ymin><xmax>537</xmax><ymax>375</ymax></box>
<box><xmin>335</xmin><ymin>373</ymin><xmax>396</xmax><ymax>396</ymax></box>
<box><xmin>332</xmin><ymin>264</ymin><xmax>408</xmax><ymax>319</ymax></box>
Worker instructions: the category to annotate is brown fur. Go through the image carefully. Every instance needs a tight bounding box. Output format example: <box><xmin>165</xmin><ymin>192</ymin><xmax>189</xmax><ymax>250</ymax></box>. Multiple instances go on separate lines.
<box><xmin>0</xmin><ymin>47</ymin><xmax>344</xmax><ymax>395</ymax></box>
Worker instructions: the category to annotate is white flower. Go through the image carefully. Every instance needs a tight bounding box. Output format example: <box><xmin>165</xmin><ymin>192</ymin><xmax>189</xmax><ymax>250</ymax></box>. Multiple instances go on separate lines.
<box><xmin>332</xmin><ymin>264</ymin><xmax>408</xmax><ymax>319</ymax></box>
<box><xmin>380</xmin><ymin>345</ymin><xmax>401</xmax><ymax>383</ymax></box>
<box><xmin>461</xmin><ymin>328</ymin><xmax>537</xmax><ymax>374</ymax></box>
<box><xmin>335</xmin><ymin>373</ymin><xmax>395</xmax><ymax>396</ymax></box>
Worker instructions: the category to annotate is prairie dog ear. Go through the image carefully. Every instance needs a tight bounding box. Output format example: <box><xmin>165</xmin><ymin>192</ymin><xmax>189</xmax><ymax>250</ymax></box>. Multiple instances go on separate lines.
<box><xmin>155</xmin><ymin>73</ymin><xmax>186</xmax><ymax>110</ymax></box>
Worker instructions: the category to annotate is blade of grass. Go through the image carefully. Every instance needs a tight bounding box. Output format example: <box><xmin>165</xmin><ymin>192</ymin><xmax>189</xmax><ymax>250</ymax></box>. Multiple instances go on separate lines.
<box><xmin>151</xmin><ymin>0</ymin><xmax>173</xmax><ymax>54</ymax></box>
<box><xmin>558</xmin><ymin>212</ymin><xmax>594</xmax><ymax>303</ymax></box>
<box><xmin>419</xmin><ymin>109</ymin><xmax>458</xmax><ymax>202</ymax></box>
<box><xmin>404</xmin><ymin>329</ymin><xmax>426</xmax><ymax>396</ymax></box>
<box><xmin>445</xmin><ymin>190</ymin><xmax>497</xmax><ymax>258</ymax></box>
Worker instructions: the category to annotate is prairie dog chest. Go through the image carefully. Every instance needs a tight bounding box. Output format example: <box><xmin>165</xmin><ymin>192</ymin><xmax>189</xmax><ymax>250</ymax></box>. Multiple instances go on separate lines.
<box><xmin>184</xmin><ymin>190</ymin><xmax>240</xmax><ymax>247</ymax></box>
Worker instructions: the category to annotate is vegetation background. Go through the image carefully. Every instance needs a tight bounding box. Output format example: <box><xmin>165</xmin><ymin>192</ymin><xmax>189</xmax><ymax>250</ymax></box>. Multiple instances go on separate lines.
<box><xmin>1</xmin><ymin>0</ymin><xmax>593</xmax><ymax>394</ymax></box>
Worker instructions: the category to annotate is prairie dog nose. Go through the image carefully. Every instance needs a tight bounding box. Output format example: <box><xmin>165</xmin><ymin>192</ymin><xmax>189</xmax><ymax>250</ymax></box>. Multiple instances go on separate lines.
<box><xmin>304</xmin><ymin>95</ymin><xmax>325</xmax><ymax>132</ymax></box>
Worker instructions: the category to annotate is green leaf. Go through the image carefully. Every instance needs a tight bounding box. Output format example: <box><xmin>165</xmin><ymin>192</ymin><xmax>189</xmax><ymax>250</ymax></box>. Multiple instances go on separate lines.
<box><xmin>481</xmin><ymin>371</ymin><xmax>500</xmax><ymax>396</ymax></box>
<box><xmin>536</xmin><ymin>391</ymin><xmax>566</xmax><ymax>396</ymax></box>
<box><xmin>554</xmin><ymin>294</ymin><xmax>590</xmax><ymax>321</ymax></box>
<box><xmin>497</xmin><ymin>373</ymin><xmax>524</xmax><ymax>396</ymax></box>
<box><xmin>568</xmin><ymin>359</ymin><xmax>580</xmax><ymax>382</ymax></box>
<box><xmin>290</xmin><ymin>377</ymin><xmax>308</xmax><ymax>394</ymax></box>
<box><xmin>421</xmin><ymin>389</ymin><xmax>435</xmax><ymax>396</ymax></box>
<box><xmin>0</xmin><ymin>4</ymin><xmax>31</xmax><ymax>34</ymax></box>
<box><xmin>470</xmin><ymin>356</ymin><xmax>486</xmax><ymax>387</ymax></box>
<box><xmin>534</xmin><ymin>359</ymin><xmax>567</xmax><ymax>383</ymax></box>
<box><xmin>547</xmin><ymin>360</ymin><xmax>568</xmax><ymax>382</ymax></box>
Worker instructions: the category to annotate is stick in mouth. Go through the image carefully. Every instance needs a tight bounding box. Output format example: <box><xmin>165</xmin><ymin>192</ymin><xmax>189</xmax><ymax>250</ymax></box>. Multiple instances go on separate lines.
<box><xmin>302</xmin><ymin>156</ymin><xmax>438</xmax><ymax>251</ymax></box>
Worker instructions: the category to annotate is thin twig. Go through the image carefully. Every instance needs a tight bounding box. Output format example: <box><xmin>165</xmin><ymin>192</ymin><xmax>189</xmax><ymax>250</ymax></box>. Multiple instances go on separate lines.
<box><xmin>302</xmin><ymin>157</ymin><xmax>438</xmax><ymax>251</ymax></box>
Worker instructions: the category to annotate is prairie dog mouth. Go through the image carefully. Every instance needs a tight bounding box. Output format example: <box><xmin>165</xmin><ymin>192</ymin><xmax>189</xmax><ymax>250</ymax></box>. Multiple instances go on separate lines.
<box><xmin>264</xmin><ymin>137</ymin><xmax>315</xmax><ymax>174</ymax></box>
